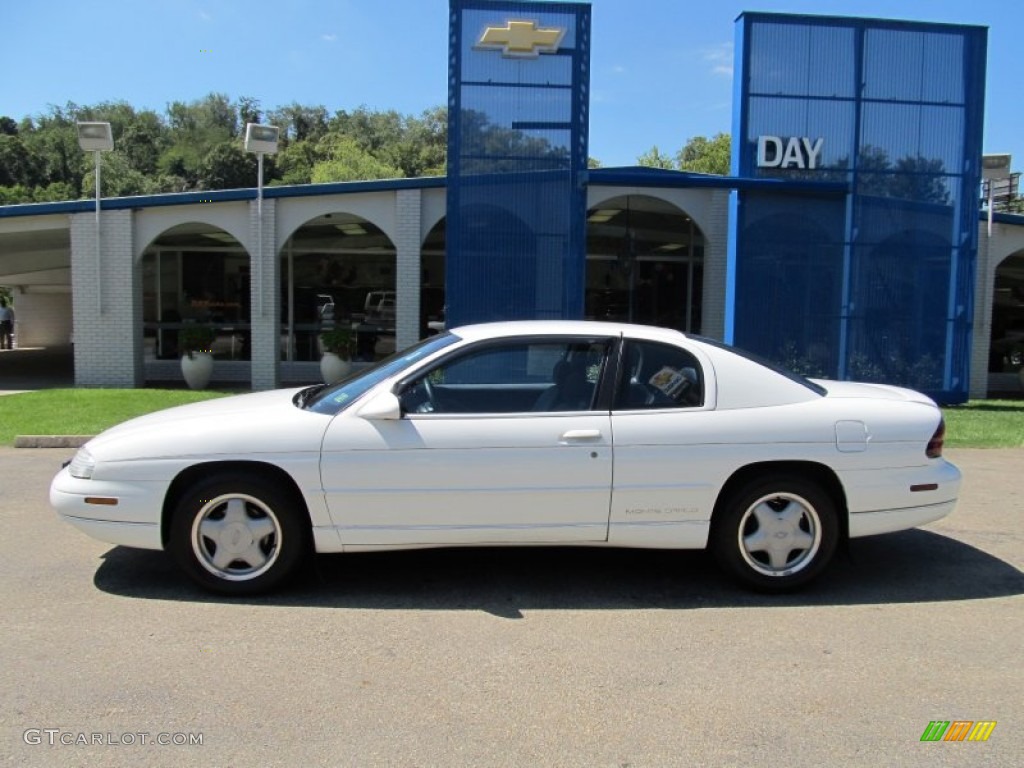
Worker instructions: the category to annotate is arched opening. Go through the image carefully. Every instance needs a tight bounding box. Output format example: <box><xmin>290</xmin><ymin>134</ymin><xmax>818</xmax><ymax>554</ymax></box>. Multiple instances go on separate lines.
<box><xmin>279</xmin><ymin>212</ymin><xmax>396</xmax><ymax>367</ymax></box>
<box><xmin>989</xmin><ymin>251</ymin><xmax>1024</xmax><ymax>380</ymax></box>
<box><xmin>586</xmin><ymin>195</ymin><xmax>704</xmax><ymax>333</ymax></box>
<box><xmin>421</xmin><ymin>217</ymin><xmax>445</xmax><ymax>335</ymax></box>
<box><xmin>141</xmin><ymin>223</ymin><xmax>251</xmax><ymax>381</ymax></box>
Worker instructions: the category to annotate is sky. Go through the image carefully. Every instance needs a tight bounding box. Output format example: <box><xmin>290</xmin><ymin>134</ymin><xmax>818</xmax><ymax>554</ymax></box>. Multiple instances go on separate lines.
<box><xmin>1</xmin><ymin>0</ymin><xmax>1021</xmax><ymax>171</ymax></box>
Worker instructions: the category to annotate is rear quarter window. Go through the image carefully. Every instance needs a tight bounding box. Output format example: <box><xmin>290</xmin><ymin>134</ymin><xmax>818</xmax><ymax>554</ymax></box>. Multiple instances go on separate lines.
<box><xmin>615</xmin><ymin>340</ymin><xmax>705</xmax><ymax>410</ymax></box>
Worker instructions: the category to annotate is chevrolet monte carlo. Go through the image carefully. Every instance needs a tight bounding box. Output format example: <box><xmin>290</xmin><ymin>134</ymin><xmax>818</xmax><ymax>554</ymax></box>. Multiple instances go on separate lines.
<box><xmin>51</xmin><ymin>321</ymin><xmax>961</xmax><ymax>595</ymax></box>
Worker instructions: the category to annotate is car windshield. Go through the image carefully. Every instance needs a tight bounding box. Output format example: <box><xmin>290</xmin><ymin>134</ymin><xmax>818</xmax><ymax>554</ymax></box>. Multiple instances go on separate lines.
<box><xmin>300</xmin><ymin>333</ymin><xmax>460</xmax><ymax>415</ymax></box>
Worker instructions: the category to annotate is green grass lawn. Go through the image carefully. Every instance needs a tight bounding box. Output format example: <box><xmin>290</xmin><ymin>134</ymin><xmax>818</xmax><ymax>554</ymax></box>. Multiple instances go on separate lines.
<box><xmin>0</xmin><ymin>389</ymin><xmax>230</xmax><ymax>446</ymax></box>
<box><xmin>942</xmin><ymin>400</ymin><xmax>1024</xmax><ymax>449</ymax></box>
<box><xmin>0</xmin><ymin>388</ymin><xmax>1021</xmax><ymax>449</ymax></box>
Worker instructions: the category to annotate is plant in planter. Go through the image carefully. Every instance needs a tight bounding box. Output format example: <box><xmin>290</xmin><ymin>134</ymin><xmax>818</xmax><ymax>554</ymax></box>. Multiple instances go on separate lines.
<box><xmin>319</xmin><ymin>327</ymin><xmax>354</xmax><ymax>384</ymax></box>
<box><xmin>179</xmin><ymin>325</ymin><xmax>216</xmax><ymax>390</ymax></box>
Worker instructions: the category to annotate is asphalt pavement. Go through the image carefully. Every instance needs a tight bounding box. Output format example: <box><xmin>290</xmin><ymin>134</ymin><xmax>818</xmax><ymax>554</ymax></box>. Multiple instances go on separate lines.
<box><xmin>0</xmin><ymin>446</ymin><xmax>1021</xmax><ymax>767</ymax></box>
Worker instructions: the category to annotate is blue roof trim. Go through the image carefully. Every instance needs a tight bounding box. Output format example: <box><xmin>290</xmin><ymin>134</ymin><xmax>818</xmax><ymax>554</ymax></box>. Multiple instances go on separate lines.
<box><xmin>988</xmin><ymin>210</ymin><xmax>1024</xmax><ymax>226</ymax></box>
<box><xmin>265</xmin><ymin>176</ymin><xmax>446</xmax><ymax>198</ymax></box>
<box><xmin>0</xmin><ymin>199</ymin><xmax>96</xmax><ymax>218</ymax></box>
<box><xmin>0</xmin><ymin>176</ymin><xmax>447</xmax><ymax>218</ymax></box>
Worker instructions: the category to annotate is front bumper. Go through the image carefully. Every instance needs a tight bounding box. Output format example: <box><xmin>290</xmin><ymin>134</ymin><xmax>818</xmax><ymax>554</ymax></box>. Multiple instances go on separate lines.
<box><xmin>50</xmin><ymin>467</ymin><xmax>164</xmax><ymax>550</ymax></box>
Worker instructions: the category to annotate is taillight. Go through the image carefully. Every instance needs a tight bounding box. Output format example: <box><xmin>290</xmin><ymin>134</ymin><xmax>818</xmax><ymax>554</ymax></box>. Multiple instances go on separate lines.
<box><xmin>926</xmin><ymin>418</ymin><xmax>945</xmax><ymax>458</ymax></box>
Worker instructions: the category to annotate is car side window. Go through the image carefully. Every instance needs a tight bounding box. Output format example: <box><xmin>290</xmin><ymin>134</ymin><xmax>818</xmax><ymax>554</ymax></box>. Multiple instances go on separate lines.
<box><xmin>614</xmin><ymin>340</ymin><xmax>704</xmax><ymax>410</ymax></box>
<box><xmin>400</xmin><ymin>339</ymin><xmax>610</xmax><ymax>415</ymax></box>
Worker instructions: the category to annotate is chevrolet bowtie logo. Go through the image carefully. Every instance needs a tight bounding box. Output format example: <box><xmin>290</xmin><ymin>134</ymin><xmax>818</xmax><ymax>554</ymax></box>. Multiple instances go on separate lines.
<box><xmin>476</xmin><ymin>20</ymin><xmax>565</xmax><ymax>58</ymax></box>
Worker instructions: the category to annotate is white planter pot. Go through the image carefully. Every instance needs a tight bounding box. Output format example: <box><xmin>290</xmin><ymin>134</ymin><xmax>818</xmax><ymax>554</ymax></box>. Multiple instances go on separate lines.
<box><xmin>181</xmin><ymin>352</ymin><xmax>214</xmax><ymax>390</ymax></box>
<box><xmin>320</xmin><ymin>352</ymin><xmax>352</xmax><ymax>384</ymax></box>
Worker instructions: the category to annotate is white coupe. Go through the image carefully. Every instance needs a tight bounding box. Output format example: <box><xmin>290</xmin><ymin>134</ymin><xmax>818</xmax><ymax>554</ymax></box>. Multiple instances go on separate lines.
<box><xmin>51</xmin><ymin>321</ymin><xmax>960</xmax><ymax>595</ymax></box>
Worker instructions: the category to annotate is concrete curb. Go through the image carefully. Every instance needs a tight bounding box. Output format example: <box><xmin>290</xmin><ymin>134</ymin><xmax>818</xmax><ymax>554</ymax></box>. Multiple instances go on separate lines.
<box><xmin>14</xmin><ymin>435</ymin><xmax>94</xmax><ymax>449</ymax></box>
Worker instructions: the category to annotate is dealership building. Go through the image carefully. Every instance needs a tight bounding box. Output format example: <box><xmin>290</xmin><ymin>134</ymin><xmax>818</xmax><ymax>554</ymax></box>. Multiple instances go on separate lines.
<box><xmin>1</xmin><ymin>3</ymin><xmax>1023</xmax><ymax>402</ymax></box>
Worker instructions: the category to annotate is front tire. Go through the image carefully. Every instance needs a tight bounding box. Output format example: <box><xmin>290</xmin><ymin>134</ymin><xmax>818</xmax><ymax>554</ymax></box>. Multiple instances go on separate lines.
<box><xmin>169</xmin><ymin>473</ymin><xmax>309</xmax><ymax>595</ymax></box>
<box><xmin>711</xmin><ymin>475</ymin><xmax>839</xmax><ymax>592</ymax></box>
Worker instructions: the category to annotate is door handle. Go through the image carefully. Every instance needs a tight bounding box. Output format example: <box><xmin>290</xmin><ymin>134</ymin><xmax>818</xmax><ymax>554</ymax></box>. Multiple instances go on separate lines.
<box><xmin>560</xmin><ymin>429</ymin><xmax>602</xmax><ymax>442</ymax></box>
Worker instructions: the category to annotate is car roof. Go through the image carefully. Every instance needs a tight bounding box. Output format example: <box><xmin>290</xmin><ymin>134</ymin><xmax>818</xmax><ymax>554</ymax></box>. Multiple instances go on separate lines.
<box><xmin>449</xmin><ymin>320</ymin><xmax>690</xmax><ymax>344</ymax></box>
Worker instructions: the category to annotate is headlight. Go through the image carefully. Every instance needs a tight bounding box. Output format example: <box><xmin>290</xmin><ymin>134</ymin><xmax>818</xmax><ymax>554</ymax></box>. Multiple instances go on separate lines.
<box><xmin>68</xmin><ymin>448</ymin><xmax>96</xmax><ymax>480</ymax></box>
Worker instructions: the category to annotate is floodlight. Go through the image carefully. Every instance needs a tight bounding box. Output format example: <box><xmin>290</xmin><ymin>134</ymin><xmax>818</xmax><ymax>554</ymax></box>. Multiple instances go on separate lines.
<box><xmin>76</xmin><ymin>122</ymin><xmax>114</xmax><ymax>152</ymax></box>
<box><xmin>982</xmin><ymin>154</ymin><xmax>1011</xmax><ymax>181</ymax></box>
<box><xmin>244</xmin><ymin>123</ymin><xmax>280</xmax><ymax>154</ymax></box>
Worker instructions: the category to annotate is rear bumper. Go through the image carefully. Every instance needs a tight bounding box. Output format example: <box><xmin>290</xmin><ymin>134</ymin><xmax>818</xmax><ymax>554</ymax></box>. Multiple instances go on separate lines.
<box><xmin>848</xmin><ymin>499</ymin><xmax>957</xmax><ymax>538</ymax></box>
<box><xmin>843</xmin><ymin>458</ymin><xmax>961</xmax><ymax>538</ymax></box>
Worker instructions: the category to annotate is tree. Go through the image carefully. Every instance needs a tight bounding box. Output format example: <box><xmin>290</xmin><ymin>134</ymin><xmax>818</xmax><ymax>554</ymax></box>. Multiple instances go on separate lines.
<box><xmin>311</xmin><ymin>135</ymin><xmax>403</xmax><ymax>182</ymax></box>
<box><xmin>0</xmin><ymin>136</ymin><xmax>42</xmax><ymax>187</ymax></box>
<box><xmin>271</xmin><ymin>139</ymin><xmax>317</xmax><ymax>185</ymax></box>
<box><xmin>267</xmin><ymin>103</ymin><xmax>329</xmax><ymax>142</ymax></box>
<box><xmin>2</xmin><ymin>95</ymin><xmax>458</xmax><ymax>198</ymax></box>
<box><xmin>676</xmin><ymin>133</ymin><xmax>731</xmax><ymax>175</ymax></box>
<box><xmin>196</xmin><ymin>144</ymin><xmax>258</xmax><ymax>190</ymax></box>
<box><xmin>637</xmin><ymin>146</ymin><xmax>674</xmax><ymax>169</ymax></box>
<box><xmin>389</xmin><ymin>106</ymin><xmax>447</xmax><ymax>177</ymax></box>
<box><xmin>161</xmin><ymin>94</ymin><xmax>241</xmax><ymax>188</ymax></box>
<box><xmin>80</xmin><ymin>151</ymin><xmax>162</xmax><ymax>198</ymax></box>
<box><xmin>31</xmin><ymin>182</ymin><xmax>76</xmax><ymax>202</ymax></box>
<box><xmin>117</xmin><ymin>111</ymin><xmax>166</xmax><ymax>176</ymax></box>
<box><xmin>20</xmin><ymin>105</ymin><xmax>83</xmax><ymax>194</ymax></box>
<box><xmin>637</xmin><ymin>134</ymin><xmax>732</xmax><ymax>175</ymax></box>
<box><xmin>0</xmin><ymin>185</ymin><xmax>33</xmax><ymax>205</ymax></box>
<box><xmin>237</xmin><ymin>96</ymin><xmax>261</xmax><ymax>127</ymax></box>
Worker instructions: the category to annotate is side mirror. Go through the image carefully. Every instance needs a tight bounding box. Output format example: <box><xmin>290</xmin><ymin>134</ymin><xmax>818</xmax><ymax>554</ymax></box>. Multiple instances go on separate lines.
<box><xmin>357</xmin><ymin>391</ymin><xmax>402</xmax><ymax>421</ymax></box>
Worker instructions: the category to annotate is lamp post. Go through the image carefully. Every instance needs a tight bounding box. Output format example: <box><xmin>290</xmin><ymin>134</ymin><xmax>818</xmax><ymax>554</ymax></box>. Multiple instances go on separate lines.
<box><xmin>982</xmin><ymin>153</ymin><xmax>1012</xmax><ymax>238</ymax></box>
<box><xmin>76</xmin><ymin>122</ymin><xmax>114</xmax><ymax>314</ymax></box>
<box><xmin>243</xmin><ymin>123</ymin><xmax>280</xmax><ymax>319</ymax></box>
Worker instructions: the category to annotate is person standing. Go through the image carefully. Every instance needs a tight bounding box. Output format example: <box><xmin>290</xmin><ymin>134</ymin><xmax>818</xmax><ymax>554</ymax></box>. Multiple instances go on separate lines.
<box><xmin>0</xmin><ymin>297</ymin><xmax>14</xmax><ymax>350</ymax></box>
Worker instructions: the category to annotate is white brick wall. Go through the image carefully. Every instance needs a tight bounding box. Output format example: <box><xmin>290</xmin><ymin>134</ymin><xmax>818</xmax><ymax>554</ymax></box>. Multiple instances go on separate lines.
<box><xmin>701</xmin><ymin>189</ymin><xmax>730</xmax><ymax>341</ymax></box>
<box><xmin>395</xmin><ymin>189</ymin><xmax>422</xmax><ymax>351</ymax></box>
<box><xmin>71</xmin><ymin>210</ymin><xmax>142</xmax><ymax>387</ymax></box>
<box><xmin>249</xmin><ymin>198</ymin><xmax>278</xmax><ymax>391</ymax></box>
<box><xmin>970</xmin><ymin>225</ymin><xmax>992</xmax><ymax>399</ymax></box>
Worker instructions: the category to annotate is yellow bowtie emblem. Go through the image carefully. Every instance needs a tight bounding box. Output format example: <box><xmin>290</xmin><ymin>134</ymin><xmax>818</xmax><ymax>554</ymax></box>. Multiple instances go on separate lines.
<box><xmin>476</xmin><ymin>20</ymin><xmax>565</xmax><ymax>58</ymax></box>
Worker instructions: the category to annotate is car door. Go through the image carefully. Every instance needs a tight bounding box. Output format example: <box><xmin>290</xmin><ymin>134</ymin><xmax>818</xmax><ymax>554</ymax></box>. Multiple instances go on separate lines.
<box><xmin>608</xmin><ymin>337</ymin><xmax>720</xmax><ymax>548</ymax></box>
<box><xmin>320</xmin><ymin>336</ymin><xmax>615</xmax><ymax>546</ymax></box>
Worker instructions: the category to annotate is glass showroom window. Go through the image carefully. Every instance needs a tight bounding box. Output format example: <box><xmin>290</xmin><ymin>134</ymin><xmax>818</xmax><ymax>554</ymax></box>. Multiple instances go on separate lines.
<box><xmin>586</xmin><ymin>196</ymin><xmax>704</xmax><ymax>334</ymax></box>
<box><xmin>142</xmin><ymin>244</ymin><xmax>252</xmax><ymax>361</ymax></box>
<box><xmin>280</xmin><ymin>214</ymin><xmax>397</xmax><ymax>362</ymax></box>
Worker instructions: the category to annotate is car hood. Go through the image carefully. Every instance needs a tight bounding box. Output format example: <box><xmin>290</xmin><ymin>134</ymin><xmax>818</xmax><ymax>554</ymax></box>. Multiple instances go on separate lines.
<box><xmin>85</xmin><ymin>387</ymin><xmax>333</xmax><ymax>462</ymax></box>
<box><xmin>812</xmin><ymin>379</ymin><xmax>937</xmax><ymax>407</ymax></box>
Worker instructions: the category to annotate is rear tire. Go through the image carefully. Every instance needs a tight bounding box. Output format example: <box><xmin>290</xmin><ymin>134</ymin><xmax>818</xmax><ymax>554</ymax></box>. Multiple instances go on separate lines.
<box><xmin>711</xmin><ymin>475</ymin><xmax>838</xmax><ymax>592</ymax></box>
<box><xmin>169</xmin><ymin>473</ymin><xmax>309</xmax><ymax>595</ymax></box>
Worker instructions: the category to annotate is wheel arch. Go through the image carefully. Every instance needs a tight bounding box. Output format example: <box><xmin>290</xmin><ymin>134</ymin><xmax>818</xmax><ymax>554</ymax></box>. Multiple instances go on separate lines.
<box><xmin>712</xmin><ymin>461</ymin><xmax>849</xmax><ymax>542</ymax></box>
<box><xmin>161</xmin><ymin>461</ymin><xmax>312</xmax><ymax>548</ymax></box>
